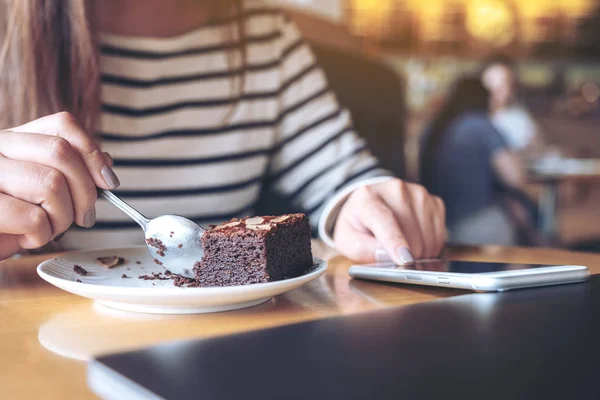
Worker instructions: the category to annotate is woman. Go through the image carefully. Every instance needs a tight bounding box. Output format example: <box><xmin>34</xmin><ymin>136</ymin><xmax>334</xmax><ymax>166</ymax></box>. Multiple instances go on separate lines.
<box><xmin>480</xmin><ymin>55</ymin><xmax>543</xmax><ymax>153</ymax></box>
<box><xmin>420</xmin><ymin>77</ymin><xmax>529</xmax><ymax>245</ymax></box>
<box><xmin>0</xmin><ymin>0</ymin><xmax>445</xmax><ymax>264</ymax></box>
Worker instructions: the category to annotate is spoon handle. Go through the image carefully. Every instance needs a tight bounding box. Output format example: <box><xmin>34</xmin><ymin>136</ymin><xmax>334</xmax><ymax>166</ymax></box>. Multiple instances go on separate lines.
<box><xmin>98</xmin><ymin>189</ymin><xmax>150</xmax><ymax>230</ymax></box>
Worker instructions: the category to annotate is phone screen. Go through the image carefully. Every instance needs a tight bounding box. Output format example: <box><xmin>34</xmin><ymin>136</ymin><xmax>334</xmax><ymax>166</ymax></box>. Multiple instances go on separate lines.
<box><xmin>372</xmin><ymin>260</ymin><xmax>558</xmax><ymax>274</ymax></box>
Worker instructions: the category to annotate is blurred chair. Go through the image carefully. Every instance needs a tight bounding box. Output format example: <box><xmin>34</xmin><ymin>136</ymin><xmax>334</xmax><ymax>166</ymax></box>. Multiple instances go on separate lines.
<box><xmin>283</xmin><ymin>8</ymin><xmax>362</xmax><ymax>55</ymax></box>
<box><xmin>287</xmin><ymin>7</ymin><xmax>407</xmax><ymax>177</ymax></box>
<box><xmin>257</xmin><ymin>11</ymin><xmax>407</xmax><ymax>219</ymax></box>
<box><xmin>311</xmin><ymin>42</ymin><xmax>407</xmax><ymax>178</ymax></box>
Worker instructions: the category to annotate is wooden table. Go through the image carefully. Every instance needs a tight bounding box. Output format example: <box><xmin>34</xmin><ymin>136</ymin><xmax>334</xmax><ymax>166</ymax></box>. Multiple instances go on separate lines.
<box><xmin>2</xmin><ymin>243</ymin><xmax>600</xmax><ymax>399</ymax></box>
<box><xmin>528</xmin><ymin>158</ymin><xmax>600</xmax><ymax>239</ymax></box>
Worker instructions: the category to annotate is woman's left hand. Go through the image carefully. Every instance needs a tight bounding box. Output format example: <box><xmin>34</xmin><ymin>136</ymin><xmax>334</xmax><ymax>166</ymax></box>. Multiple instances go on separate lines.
<box><xmin>333</xmin><ymin>179</ymin><xmax>446</xmax><ymax>264</ymax></box>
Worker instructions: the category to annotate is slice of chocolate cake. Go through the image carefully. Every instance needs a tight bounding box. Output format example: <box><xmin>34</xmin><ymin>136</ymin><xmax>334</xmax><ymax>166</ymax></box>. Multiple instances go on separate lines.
<box><xmin>193</xmin><ymin>214</ymin><xmax>313</xmax><ymax>287</ymax></box>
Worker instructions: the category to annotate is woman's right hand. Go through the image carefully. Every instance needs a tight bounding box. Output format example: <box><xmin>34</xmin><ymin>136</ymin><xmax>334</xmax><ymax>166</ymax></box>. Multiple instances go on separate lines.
<box><xmin>0</xmin><ymin>112</ymin><xmax>120</xmax><ymax>260</ymax></box>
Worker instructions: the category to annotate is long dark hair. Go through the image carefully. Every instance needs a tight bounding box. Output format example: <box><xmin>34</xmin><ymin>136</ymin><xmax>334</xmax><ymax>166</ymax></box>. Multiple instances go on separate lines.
<box><xmin>0</xmin><ymin>0</ymin><xmax>99</xmax><ymax>132</ymax></box>
<box><xmin>0</xmin><ymin>0</ymin><xmax>245</xmax><ymax>133</ymax></box>
<box><xmin>420</xmin><ymin>77</ymin><xmax>490</xmax><ymax>186</ymax></box>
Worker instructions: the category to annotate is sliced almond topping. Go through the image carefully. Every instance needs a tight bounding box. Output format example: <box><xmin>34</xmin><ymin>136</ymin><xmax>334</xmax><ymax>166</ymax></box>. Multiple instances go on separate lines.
<box><xmin>271</xmin><ymin>215</ymin><xmax>290</xmax><ymax>223</ymax></box>
<box><xmin>246</xmin><ymin>224</ymin><xmax>271</xmax><ymax>230</ymax></box>
<box><xmin>246</xmin><ymin>224</ymin><xmax>272</xmax><ymax>231</ymax></box>
<box><xmin>214</xmin><ymin>221</ymin><xmax>241</xmax><ymax>230</ymax></box>
<box><xmin>245</xmin><ymin>216</ymin><xmax>264</xmax><ymax>225</ymax></box>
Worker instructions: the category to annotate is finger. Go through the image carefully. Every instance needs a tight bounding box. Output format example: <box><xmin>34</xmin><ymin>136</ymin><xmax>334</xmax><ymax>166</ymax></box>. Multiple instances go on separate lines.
<box><xmin>404</xmin><ymin>189</ymin><xmax>429</xmax><ymax>259</ymax></box>
<box><xmin>376</xmin><ymin>183</ymin><xmax>425</xmax><ymax>258</ymax></box>
<box><xmin>333</xmin><ymin>198</ymin><xmax>395</xmax><ymax>264</ymax></box>
<box><xmin>11</xmin><ymin>112</ymin><xmax>120</xmax><ymax>190</ymax></box>
<box><xmin>432</xmin><ymin>196</ymin><xmax>447</xmax><ymax>256</ymax></box>
<box><xmin>427</xmin><ymin>196</ymin><xmax>444</xmax><ymax>256</ymax></box>
<box><xmin>406</xmin><ymin>188</ymin><xmax>436</xmax><ymax>259</ymax></box>
<box><xmin>0</xmin><ymin>234</ymin><xmax>21</xmax><ymax>260</ymax></box>
<box><xmin>355</xmin><ymin>188</ymin><xmax>414</xmax><ymax>265</ymax></box>
<box><xmin>0</xmin><ymin>193</ymin><xmax>52</xmax><ymax>249</ymax></box>
<box><xmin>426</xmin><ymin>209</ymin><xmax>438</xmax><ymax>258</ymax></box>
<box><xmin>0</xmin><ymin>156</ymin><xmax>74</xmax><ymax>236</ymax></box>
<box><xmin>0</xmin><ymin>131</ymin><xmax>96</xmax><ymax>228</ymax></box>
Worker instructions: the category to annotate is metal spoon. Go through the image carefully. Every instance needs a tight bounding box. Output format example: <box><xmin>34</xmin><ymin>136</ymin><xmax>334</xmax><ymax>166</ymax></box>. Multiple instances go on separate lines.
<box><xmin>98</xmin><ymin>189</ymin><xmax>203</xmax><ymax>278</ymax></box>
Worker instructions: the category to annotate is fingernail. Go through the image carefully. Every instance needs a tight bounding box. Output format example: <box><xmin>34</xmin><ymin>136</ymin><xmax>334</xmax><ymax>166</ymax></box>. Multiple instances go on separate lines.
<box><xmin>101</xmin><ymin>165</ymin><xmax>120</xmax><ymax>189</ymax></box>
<box><xmin>84</xmin><ymin>208</ymin><xmax>96</xmax><ymax>228</ymax></box>
<box><xmin>396</xmin><ymin>247</ymin><xmax>414</xmax><ymax>265</ymax></box>
<box><xmin>374</xmin><ymin>248</ymin><xmax>393</xmax><ymax>263</ymax></box>
<box><xmin>53</xmin><ymin>232</ymin><xmax>66</xmax><ymax>242</ymax></box>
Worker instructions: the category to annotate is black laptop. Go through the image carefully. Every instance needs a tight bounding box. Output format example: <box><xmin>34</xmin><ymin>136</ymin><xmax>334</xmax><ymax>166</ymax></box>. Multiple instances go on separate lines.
<box><xmin>89</xmin><ymin>276</ymin><xmax>600</xmax><ymax>400</ymax></box>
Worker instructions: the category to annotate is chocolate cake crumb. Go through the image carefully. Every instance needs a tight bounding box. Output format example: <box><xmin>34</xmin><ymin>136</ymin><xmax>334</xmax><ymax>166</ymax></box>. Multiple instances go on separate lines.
<box><xmin>96</xmin><ymin>256</ymin><xmax>125</xmax><ymax>268</ymax></box>
<box><xmin>178</xmin><ymin>244</ymin><xmax>183</xmax><ymax>249</ymax></box>
<box><xmin>76</xmin><ymin>279</ymin><xmax>82</xmax><ymax>283</ymax></box>
<box><xmin>171</xmin><ymin>275</ymin><xmax>199</xmax><ymax>287</ymax></box>
<box><xmin>138</xmin><ymin>272</ymin><xmax>171</xmax><ymax>281</ymax></box>
<box><xmin>122</xmin><ymin>274</ymin><xmax>129</xmax><ymax>278</ymax></box>
<box><xmin>73</xmin><ymin>265</ymin><xmax>88</xmax><ymax>276</ymax></box>
<box><xmin>146</xmin><ymin>238</ymin><xmax>167</xmax><ymax>256</ymax></box>
<box><xmin>153</xmin><ymin>258</ymin><xmax>163</xmax><ymax>266</ymax></box>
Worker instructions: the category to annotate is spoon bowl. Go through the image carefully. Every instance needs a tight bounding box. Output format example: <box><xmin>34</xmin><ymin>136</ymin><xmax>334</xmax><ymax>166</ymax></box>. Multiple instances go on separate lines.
<box><xmin>98</xmin><ymin>190</ymin><xmax>203</xmax><ymax>278</ymax></box>
<box><xmin>144</xmin><ymin>215</ymin><xmax>204</xmax><ymax>278</ymax></box>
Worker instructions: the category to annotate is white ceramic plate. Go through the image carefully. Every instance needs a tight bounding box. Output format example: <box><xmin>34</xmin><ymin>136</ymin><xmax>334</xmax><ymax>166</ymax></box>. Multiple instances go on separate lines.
<box><xmin>37</xmin><ymin>246</ymin><xmax>327</xmax><ymax>314</ymax></box>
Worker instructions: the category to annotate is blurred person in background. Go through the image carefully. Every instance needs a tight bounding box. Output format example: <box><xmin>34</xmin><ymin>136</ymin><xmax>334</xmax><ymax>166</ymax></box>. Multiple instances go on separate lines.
<box><xmin>480</xmin><ymin>55</ymin><xmax>544</xmax><ymax>154</ymax></box>
<box><xmin>420</xmin><ymin>77</ymin><xmax>539</xmax><ymax>246</ymax></box>
<box><xmin>0</xmin><ymin>0</ymin><xmax>446</xmax><ymax>264</ymax></box>
<box><xmin>482</xmin><ymin>55</ymin><xmax>585</xmax><ymax>214</ymax></box>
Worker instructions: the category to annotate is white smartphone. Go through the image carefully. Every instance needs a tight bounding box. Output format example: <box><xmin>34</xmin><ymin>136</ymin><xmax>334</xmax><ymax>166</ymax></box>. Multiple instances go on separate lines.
<box><xmin>348</xmin><ymin>259</ymin><xmax>589</xmax><ymax>292</ymax></box>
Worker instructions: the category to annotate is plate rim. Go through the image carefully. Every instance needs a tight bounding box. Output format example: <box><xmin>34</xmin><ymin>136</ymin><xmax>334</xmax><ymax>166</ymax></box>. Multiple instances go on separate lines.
<box><xmin>37</xmin><ymin>245</ymin><xmax>328</xmax><ymax>296</ymax></box>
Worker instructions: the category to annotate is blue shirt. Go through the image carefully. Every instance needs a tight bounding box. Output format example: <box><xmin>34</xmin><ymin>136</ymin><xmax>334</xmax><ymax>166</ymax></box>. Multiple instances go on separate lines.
<box><xmin>420</xmin><ymin>111</ymin><xmax>507</xmax><ymax>227</ymax></box>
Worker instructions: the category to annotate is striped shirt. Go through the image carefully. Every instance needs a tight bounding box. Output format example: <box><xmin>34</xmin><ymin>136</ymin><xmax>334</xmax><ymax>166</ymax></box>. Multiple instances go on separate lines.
<box><xmin>60</xmin><ymin>2</ymin><xmax>390</xmax><ymax>250</ymax></box>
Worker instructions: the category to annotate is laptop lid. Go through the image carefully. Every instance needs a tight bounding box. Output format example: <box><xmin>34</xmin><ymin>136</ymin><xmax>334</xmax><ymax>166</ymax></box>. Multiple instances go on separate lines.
<box><xmin>89</xmin><ymin>276</ymin><xmax>600</xmax><ymax>400</ymax></box>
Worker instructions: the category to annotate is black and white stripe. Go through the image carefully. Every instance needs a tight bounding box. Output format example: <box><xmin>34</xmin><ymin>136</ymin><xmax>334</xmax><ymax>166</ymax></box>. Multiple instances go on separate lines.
<box><xmin>60</xmin><ymin>1</ymin><xmax>388</xmax><ymax>250</ymax></box>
